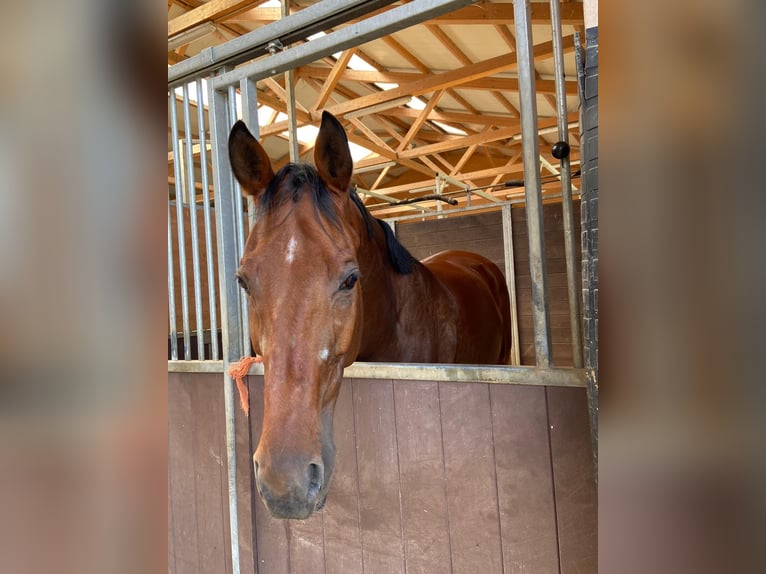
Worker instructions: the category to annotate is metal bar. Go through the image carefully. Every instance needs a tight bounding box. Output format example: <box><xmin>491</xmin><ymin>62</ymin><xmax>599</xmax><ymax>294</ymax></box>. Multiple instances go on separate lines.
<box><xmin>228</xmin><ymin>85</ymin><xmax>252</xmax><ymax>358</ymax></box>
<box><xmin>211</xmin><ymin>0</ymin><xmax>474</xmax><ymax>90</ymax></box>
<box><xmin>167</xmin><ymin>360</ymin><xmax>587</xmax><ymax>388</ymax></box>
<box><xmin>209</xmin><ymin>80</ymin><xmax>243</xmax><ymax>574</ymax></box>
<box><xmin>282</xmin><ymin>0</ymin><xmax>300</xmax><ymax>162</ymax></box>
<box><xmin>380</xmin><ymin>191</ymin><xmax>581</xmax><ymax>224</ymax></box>
<box><xmin>168</xmin><ymin>0</ymin><xmax>400</xmax><ymax>86</ymax></box>
<box><xmin>169</xmin><ymin>360</ymin><xmax>226</xmax><ymax>373</ymax></box>
<box><xmin>170</xmin><ymin>91</ymin><xmax>192</xmax><ymax>360</ymax></box>
<box><xmin>167</xmin><ymin>199</ymin><xmax>178</xmax><ymax>361</ymax></box>
<box><xmin>226</xmin><ymin>361</ymin><xmax>586</xmax><ymax>387</ymax></box>
<box><xmin>183</xmin><ymin>84</ymin><xmax>206</xmax><ymax>360</ymax></box>
<box><xmin>550</xmin><ymin>0</ymin><xmax>584</xmax><ymax>369</ymax></box>
<box><xmin>240</xmin><ymin>77</ymin><xmax>259</xmax><ymax>232</ymax></box>
<box><xmin>197</xmin><ymin>79</ymin><xmax>220</xmax><ymax>361</ymax></box>
<box><xmin>502</xmin><ymin>205</ymin><xmax>521</xmax><ymax>365</ymax></box>
<box><xmin>513</xmin><ymin>0</ymin><xmax>552</xmax><ymax>367</ymax></box>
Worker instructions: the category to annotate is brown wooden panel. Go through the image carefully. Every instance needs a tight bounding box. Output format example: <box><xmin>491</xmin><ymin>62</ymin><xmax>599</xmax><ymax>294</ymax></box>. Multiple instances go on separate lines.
<box><xmin>490</xmin><ymin>385</ymin><xmax>559</xmax><ymax>572</ymax></box>
<box><xmin>287</xmin><ymin>515</ymin><xmax>325</xmax><ymax>573</ymax></box>
<box><xmin>169</xmin><ymin>373</ymin><xmax>200</xmax><ymax>574</ymax></box>
<box><xmin>191</xmin><ymin>374</ymin><xmax>230</xmax><ymax>574</ymax></box>
<box><xmin>393</xmin><ymin>381</ymin><xmax>453</xmax><ymax>574</ymax></box>
<box><xmin>322</xmin><ymin>380</ymin><xmax>364</xmax><ymax>574</ymax></box>
<box><xmin>234</xmin><ymin>377</ymin><xmax>256</xmax><ymax>574</ymax></box>
<box><xmin>248</xmin><ymin>376</ymin><xmax>291</xmax><ymax>574</ymax></box>
<box><xmin>352</xmin><ymin>379</ymin><xmax>406</xmax><ymax>574</ymax></box>
<box><xmin>547</xmin><ymin>387</ymin><xmax>597</xmax><ymax>573</ymax></box>
<box><xmin>168</xmin><ymin>459</ymin><xmax>176</xmax><ymax>574</ymax></box>
<box><xmin>439</xmin><ymin>382</ymin><xmax>504</xmax><ymax>574</ymax></box>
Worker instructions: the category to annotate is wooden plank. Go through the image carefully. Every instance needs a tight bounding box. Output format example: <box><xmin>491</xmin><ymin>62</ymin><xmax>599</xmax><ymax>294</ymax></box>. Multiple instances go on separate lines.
<box><xmin>326</xmin><ymin>38</ymin><xmax>575</xmax><ymax>119</ymax></box>
<box><xmin>321</xmin><ymin>380</ymin><xmax>364</xmax><ymax>574</ymax></box>
<box><xmin>352</xmin><ymin>379</ymin><xmax>406</xmax><ymax>574</ymax></box>
<box><xmin>393</xmin><ymin>381</ymin><xmax>452</xmax><ymax>574</ymax></box>
<box><xmin>547</xmin><ymin>388</ymin><xmax>597</xmax><ymax>573</ymax></box>
<box><xmin>168</xmin><ymin>459</ymin><xmax>176</xmax><ymax>574</ymax></box>
<box><xmin>300</xmin><ymin>66</ymin><xmax>578</xmax><ymax>96</ymax></box>
<box><xmin>287</xmin><ymin>512</ymin><xmax>325</xmax><ymax>573</ymax></box>
<box><xmin>234</xmin><ymin>376</ymin><xmax>257</xmax><ymax>574</ymax></box>
<box><xmin>490</xmin><ymin>385</ymin><xmax>559</xmax><ymax>572</ymax></box>
<box><xmin>191</xmin><ymin>373</ymin><xmax>229</xmax><ymax>574</ymax></box>
<box><xmin>248</xmin><ymin>376</ymin><xmax>290</xmax><ymax>574</ymax></box>
<box><xmin>439</xmin><ymin>382</ymin><xmax>503</xmax><ymax>573</ymax></box>
<box><xmin>168</xmin><ymin>373</ymin><xmax>200</xmax><ymax>574</ymax></box>
<box><xmin>169</xmin><ymin>0</ymin><xmax>256</xmax><ymax>37</ymax></box>
<box><xmin>431</xmin><ymin>2</ymin><xmax>584</xmax><ymax>25</ymax></box>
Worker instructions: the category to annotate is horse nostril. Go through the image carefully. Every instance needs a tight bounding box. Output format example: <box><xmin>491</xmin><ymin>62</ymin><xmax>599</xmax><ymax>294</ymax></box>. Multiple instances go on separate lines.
<box><xmin>307</xmin><ymin>462</ymin><xmax>323</xmax><ymax>502</ymax></box>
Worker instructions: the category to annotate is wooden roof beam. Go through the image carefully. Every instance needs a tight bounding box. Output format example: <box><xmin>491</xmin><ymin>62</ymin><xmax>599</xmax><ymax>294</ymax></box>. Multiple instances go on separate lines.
<box><xmin>321</xmin><ymin>35</ymin><xmax>575</xmax><ymax>119</ymax></box>
<box><xmin>168</xmin><ymin>0</ymin><xmax>266</xmax><ymax>37</ymax></box>
<box><xmin>299</xmin><ymin>66</ymin><xmax>578</xmax><ymax>96</ymax></box>
<box><xmin>430</xmin><ymin>2</ymin><xmax>583</xmax><ymax>25</ymax></box>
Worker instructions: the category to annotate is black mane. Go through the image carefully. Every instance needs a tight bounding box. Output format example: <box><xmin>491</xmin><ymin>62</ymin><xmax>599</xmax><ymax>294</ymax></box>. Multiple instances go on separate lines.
<box><xmin>257</xmin><ymin>163</ymin><xmax>418</xmax><ymax>275</ymax></box>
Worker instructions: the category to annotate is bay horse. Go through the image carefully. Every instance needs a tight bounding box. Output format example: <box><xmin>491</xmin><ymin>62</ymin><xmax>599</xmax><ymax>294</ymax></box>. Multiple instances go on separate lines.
<box><xmin>228</xmin><ymin>111</ymin><xmax>511</xmax><ymax>519</ymax></box>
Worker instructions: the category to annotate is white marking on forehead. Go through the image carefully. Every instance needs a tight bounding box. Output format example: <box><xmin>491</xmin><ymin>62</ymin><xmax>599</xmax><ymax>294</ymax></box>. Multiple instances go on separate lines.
<box><xmin>285</xmin><ymin>236</ymin><xmax>298</xmax><ymax>264</ymax></box>
<box><xmin>318</xmin><ymin>348</ymin><xmax>329</xmax><ymax>361</ymax></box>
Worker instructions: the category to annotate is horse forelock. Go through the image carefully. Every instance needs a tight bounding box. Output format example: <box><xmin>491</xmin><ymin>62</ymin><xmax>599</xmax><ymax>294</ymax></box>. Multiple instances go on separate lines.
<box><xmin>256</xmin><ymin>162</ymin><xmax>417</xmax><ymax>275</ymax></box>
<box><xmin>259</xmin><ymin>163</ymin><xmax>340</xmax><ymax>229</ymax></box>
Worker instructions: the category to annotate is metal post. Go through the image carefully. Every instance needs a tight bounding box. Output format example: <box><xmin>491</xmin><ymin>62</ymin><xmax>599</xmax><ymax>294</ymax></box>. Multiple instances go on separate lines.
<box><xmin>167</xmin><ymin>200</ymin><xmax>178</xmax><ymax>360</ymax></box>
<box><xmin>282</xmin><ymin>0</ymin><xmax>300</xmax><ymax>162</ymax></box>
<box><xmin>550</xmin><ymin>0</ymin><xmax>584</xmax><ymax>368</ymax></box>
<box><xmin>197</xmin><ymin>78</ymin><xmax>220</xmax><ymax>361</ymax></box>
<box><xmin>209</xmin><ymin>80</ymin><xmax>243</xmax><ymax>574</ymax></box>
<box><xmin>170</xmin><ymin>91</ymin><xmax>192</xmax><ymax>360</ymax></box>
<box><xmin>183</xmin><ymin>84</ymin><xmax>206</xmax><ymax>359</ymax></box>
<box><xmin>513</xmin><ymin>0</ymin><xmax>552</xmax><ymax>367</ymax></box>
<box><xmin>240</xmin><ymin>77</ymin><xmax>259</xmax><ymax>231</ymax></box>
<box><xmin>228</xmin><ymin>85</ymin><xmax>252</xmax><ymax>357</ymax></box>
<box><xmin>502</xmin><ymin>205</ymin><xmax>521</xmax><ymax>365</ymax></box>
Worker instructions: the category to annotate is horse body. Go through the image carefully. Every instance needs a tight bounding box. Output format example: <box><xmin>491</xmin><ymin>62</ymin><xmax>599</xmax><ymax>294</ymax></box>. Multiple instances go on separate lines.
<box><xmin>228</xmin><ymin>111</ymin><xmax>511</xmax><ymax>519</ymax></box>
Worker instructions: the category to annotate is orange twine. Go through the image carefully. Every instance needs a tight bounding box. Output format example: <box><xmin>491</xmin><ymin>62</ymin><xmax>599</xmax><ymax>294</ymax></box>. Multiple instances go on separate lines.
<box><xmin>226</xmin><ymin>355</ymin><xmax>263</xmax><ymax>416</ymax></box>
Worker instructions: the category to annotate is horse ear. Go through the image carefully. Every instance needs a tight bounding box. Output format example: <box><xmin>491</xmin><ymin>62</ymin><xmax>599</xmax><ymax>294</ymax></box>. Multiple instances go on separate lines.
<box><xmin>314</xmin><ymin>111</ymin><xmax>352</xmax><ymax>194</ymax></box>
<box><xmin>228</xmin><ymin>120</ymin><xmax>274</xmax><ymax>197</ymax></box>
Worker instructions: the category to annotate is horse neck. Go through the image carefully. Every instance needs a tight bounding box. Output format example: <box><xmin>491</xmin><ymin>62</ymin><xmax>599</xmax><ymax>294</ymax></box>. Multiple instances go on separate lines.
<box><xmin>351</xmin><ymin>209</ymin><xmax>431</xmax><ymax>359</ymax></box>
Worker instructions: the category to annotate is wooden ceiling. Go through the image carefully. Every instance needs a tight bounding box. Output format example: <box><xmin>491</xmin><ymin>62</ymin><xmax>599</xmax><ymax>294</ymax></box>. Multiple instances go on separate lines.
<box><xmin>168</xmin><ymin>1</ymin><xmax>585</xmax><ymax>218</ymax></box>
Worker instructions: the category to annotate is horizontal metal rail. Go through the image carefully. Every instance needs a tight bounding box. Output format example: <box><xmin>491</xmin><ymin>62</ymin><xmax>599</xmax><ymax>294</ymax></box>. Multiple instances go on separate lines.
<box><xmin>168</xmin><ymin>0</ymin><xmax>399</xmax><ymax>86</ymax></box>
<box><xmin>209</xmin><ymin>0</ymin><xmax>474</xmax><ymax>90</ymax></box>
<box><xmin>168</xmin><ymin>360</ymin><xmax>586</xmax><ymax>387</ymax></box>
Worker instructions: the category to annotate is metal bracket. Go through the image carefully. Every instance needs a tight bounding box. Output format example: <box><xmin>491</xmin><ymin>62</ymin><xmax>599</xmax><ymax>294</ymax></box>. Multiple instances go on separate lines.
<box><xmin>267</xmin><ymin>39</ymin><xmax>285</xmax><ymax>55</ymax></box>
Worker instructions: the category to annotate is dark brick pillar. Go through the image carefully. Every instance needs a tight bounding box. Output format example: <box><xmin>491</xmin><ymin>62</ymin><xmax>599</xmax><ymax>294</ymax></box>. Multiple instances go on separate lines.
<box><xmin>578</xmin><ymin>27</ymin><xmax>599</xmax><ymax>472</ymax></box>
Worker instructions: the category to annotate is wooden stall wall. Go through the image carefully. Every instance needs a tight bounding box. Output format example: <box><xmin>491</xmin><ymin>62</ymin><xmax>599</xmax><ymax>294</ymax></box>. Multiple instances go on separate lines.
<box><xmin>169</xmin><ymin>373</ymin><xmax>597</xmax><ymax>573</ymax></box>
<box><xmin>395</xmin><ymin>201</ymin><xmax>582</xmax><ymax>366</ymax></box>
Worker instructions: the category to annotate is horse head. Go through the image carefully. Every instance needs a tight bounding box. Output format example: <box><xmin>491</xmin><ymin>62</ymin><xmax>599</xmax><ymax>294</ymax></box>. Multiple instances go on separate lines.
<box><xmin>228</xmin><ymin>112</ymin><xmax>364</xmax><ymax>519</ymax></box>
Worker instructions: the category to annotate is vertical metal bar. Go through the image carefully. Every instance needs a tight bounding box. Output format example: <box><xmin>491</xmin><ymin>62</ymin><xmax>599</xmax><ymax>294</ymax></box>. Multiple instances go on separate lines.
<box><xmin>282</xmin><ymin>0</ymin><xmax>300</xmax><ymax>162</ymax></box>
<box><xmin>183</xmin><ymin>84</ymin><xmax>206</xmax><ymax>359</ymax></box>
<box><xmin>240</xmin><ymin>77</ymin><xmax>259</xmax><ymax>231</ymax></box>
<box><xmin>167</xmin><ymin>198</ymin><xmax>178</xmax><ymax>361</ymax></box>
<box><xmin>550</xmin><ymin>0</ymin><xmax>584</xmax><ymax>368</ymax></box>
<box><xmin>170</xmin><ymin>90</ymin><xmax>192</xmax><ymax>360</ymax></box>
<box><xmin>502</xmin><ymin>205</ymin><xmax>521</xmax><ymax>365</ymax></box>
<box><xmin>209</xmin><ymin>80</ymin><xmax>243</xmax><ymax>574</ymax></box>
<box><xmin>197</xmin><ymin>79</ymin><xmax>220</xmax><ymax>361</ymax></box>
<box><xmin>513</xmin><ymin>0</ymin><xmax>552</xmax><ymax>367</ymax></box>
<box><xmin>229</xmin><ymin>85</ymin><xmax>251</xmax><ymax>357</ymax></box>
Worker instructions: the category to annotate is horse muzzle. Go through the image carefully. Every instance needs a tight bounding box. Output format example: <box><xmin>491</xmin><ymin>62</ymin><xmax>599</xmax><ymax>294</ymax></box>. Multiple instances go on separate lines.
<box><xmin>253</xmin><ymin>455</ymin><xmax>329</xmax><ymax>519</ymax></box>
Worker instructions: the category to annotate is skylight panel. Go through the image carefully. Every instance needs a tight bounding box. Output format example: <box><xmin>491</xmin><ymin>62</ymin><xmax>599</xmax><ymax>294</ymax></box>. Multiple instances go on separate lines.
<box><xmin>347</xmin><ymin>54</ymin><xmax>377</xmax><ymax>72</ymax></box>
<box><xmin>433</xmin><ymin>121</ymin><xmax>467</xmax><ymax>136</ymax></box>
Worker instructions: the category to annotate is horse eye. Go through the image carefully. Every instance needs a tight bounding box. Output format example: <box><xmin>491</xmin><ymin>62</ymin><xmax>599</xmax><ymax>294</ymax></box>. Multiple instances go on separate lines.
<box><xmin>339</xmin><ymin>272</ymin><xmax>358</xmax><ymax>291</ymax></box>
<box><xmin>235</xmin><ymin>272</ymin><xmax>249</xmax><ymax>294</ymax></box>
